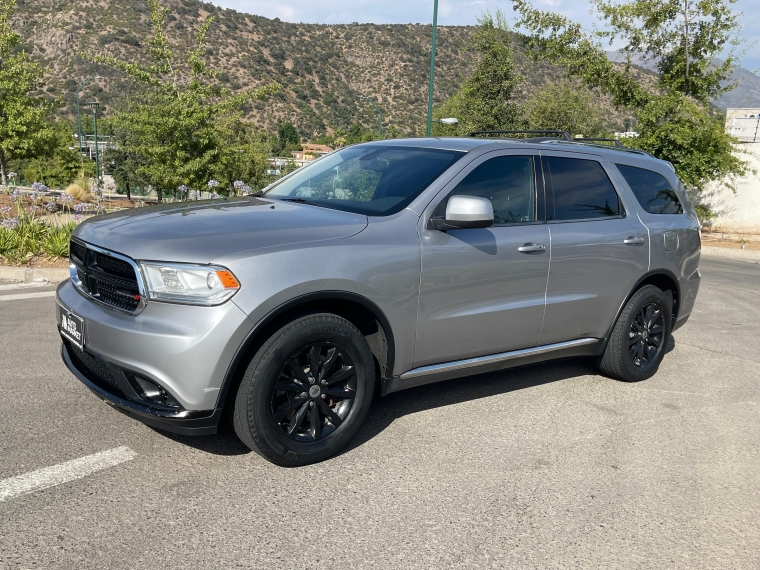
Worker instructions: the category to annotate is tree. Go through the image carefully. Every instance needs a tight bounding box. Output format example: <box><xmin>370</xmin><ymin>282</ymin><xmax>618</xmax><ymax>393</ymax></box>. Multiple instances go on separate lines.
<box><xmin>0</xmin><ymin>0</ymin><xmax>53</xmax><ymax>185</ymax></box>
<box><xmin>277</xmin><ymin>122</ymin><xmax>300</xmax><ymax>153</ymax></box>
<box><xmin>625</xmin><ymin>92</ymin><xmax>746</xmax><ymax>191</ymax></box>
<box><xmin>512</xmin><ymin>0</ymin><xmax>749</xmax><ymax>193</ymax></box>
<box><xmin>88</xmin><ymin>0</ymin><xmax>278</xmax><ymax>200</ymax></box>
<box><xmin>591</xmin><ymin>0</ymin><xmax>741</xmax><ymax>103</ymax></box>
<box><xmin>524</xmin><ymin>82</ymin><xmax>608</xmax><ymax>138</ymax></box>
<box><xmin>213</xmin><ymin>115</ymin><xmax>277</xmax><ymax>193</ymax></box>
<box><xmin>433</xmin><ymin>11</ymin><xmax>523</xmax><ymax>135</ymax></box>
<box><xmin>104</xmin><ymin>125</ymin><xmax>148</xmax><ymax>201</ymax></box>
<box><xmin>11</xmin><ymin>121</ymin><xmax>92</xmax><ymax>187</ymax></box>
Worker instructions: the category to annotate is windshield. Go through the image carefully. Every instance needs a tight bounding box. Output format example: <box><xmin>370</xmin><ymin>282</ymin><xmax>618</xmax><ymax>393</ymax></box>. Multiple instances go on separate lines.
<box><xmin>265</xmin><ymin>145</ymin><xmax>465</xmax><ymax>216</ymax></box>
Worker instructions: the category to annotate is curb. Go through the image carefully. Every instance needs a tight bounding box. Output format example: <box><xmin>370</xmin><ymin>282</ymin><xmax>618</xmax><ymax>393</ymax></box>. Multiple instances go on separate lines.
<box><xmin>0</xmin><ymin>266</ymin><xmax>69</xmax><ymax>283</ymax></box>
<box><xmin>701</xmin><ymin>246</ymin><xmax>760</xmax><ymax>263</ymax></box>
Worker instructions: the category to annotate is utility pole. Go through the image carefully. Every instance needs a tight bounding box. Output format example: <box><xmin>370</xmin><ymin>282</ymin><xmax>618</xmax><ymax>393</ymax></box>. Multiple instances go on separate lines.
<box><xmin>88</xmin><ymin>102</ymin><xmax>101</xmax><ymax>182</ymax></box>
<box><xmin>76</xmin><ymin>76</ymin><xmax>99</xmax><ymax>153</ymax></box>
<box><xmin>426</xmin><ymin>0</ymin><xmax>439</xmax><ymax>137</ymax></box>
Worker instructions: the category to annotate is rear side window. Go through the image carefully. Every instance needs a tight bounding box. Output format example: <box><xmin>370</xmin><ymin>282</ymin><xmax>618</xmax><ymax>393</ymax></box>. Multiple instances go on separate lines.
<box><xmin>546</xmin><ymin>157</ymin><xmax>621</xmax><ymax>221</ymax></box>
<box><xmin>433</xmin><ymin>155</ymin><xmax>537</xmax><ymax>224</ymax></box>
<box><xmin>616</xmin><ymin>164</ymin><xmax>683</xmax><ymax>214</ymax></box>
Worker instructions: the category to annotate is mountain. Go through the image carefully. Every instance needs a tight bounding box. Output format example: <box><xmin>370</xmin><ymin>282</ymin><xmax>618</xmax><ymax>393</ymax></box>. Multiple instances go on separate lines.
<box><xmin>14</xmin><ymin>0</ymin><xmax>648</xmax><ymax>137</ymax></box>
<box><xmin>607</xmin><ymin>50</ymin><xmax>760</xmax><ymax>109</ymax></box>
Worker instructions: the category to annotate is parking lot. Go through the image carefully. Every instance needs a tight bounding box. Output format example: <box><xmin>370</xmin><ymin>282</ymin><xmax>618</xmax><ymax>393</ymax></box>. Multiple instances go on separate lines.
<box><xmin>1</xmin><ymin>256</ymin><xmax>758</xmax><ymax>569</ymax></box>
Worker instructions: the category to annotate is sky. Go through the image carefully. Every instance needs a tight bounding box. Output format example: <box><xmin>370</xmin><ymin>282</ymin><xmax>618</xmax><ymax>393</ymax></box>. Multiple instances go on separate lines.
<box><xmin>210</xmin><ymin>0</ymin><xmax>759</xmax><ymax>74</ymax></box>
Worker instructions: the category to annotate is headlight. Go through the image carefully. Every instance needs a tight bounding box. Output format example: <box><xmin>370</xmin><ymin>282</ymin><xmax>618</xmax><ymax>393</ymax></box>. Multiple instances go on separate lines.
<box><xmin>139</xmin><ymin>262</ymin><xmax>240</xmax><ymax>305</ymax></box>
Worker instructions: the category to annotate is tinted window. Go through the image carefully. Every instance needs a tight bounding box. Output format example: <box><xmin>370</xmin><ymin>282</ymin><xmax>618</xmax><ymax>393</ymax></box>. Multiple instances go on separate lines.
<box><xmin>266</xmin><ymin>145</ymin><xmax>465</xmax><ymax>216</ymax></box>
<box><xmin>616</xmin><ymin>164</ymin><xmax>683</xmax><ymax>214</ymax></box>
<box><xmin>433</xmin><ymin>156</ymin><xmax>536</xmax><ymax>224</ymax></box>
<box><xmin>547</xmin><ymin>157</ymin><xmax>621</xmax><ymax>220</ymax></box>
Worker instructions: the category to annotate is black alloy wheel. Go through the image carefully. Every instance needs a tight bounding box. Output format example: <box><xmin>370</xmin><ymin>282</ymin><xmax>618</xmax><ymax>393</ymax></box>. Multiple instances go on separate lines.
<box><xmin>233</xmin><ymin>313</ymin><xmax>375</xmax><ymax>467</ymax></box>
<box><xmin>628</xmin><ymin>302</ymin><xmax>665</xmax><ymax>368</ymax></box>
<box><xmin>272</xmin><ymin>343</ymin><xmax>357</xmax><ymax>442</ymax></box>
<box><xmin>598</xmin><ymin>284</ymin><xmax>672</xmax><ymax>382</ymax></box>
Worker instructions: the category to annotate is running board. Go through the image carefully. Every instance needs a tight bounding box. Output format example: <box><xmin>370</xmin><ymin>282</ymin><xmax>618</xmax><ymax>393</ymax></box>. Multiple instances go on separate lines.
<box><xmin>386</xmin><ymin>338</ymin><xmax>600</xmax><ymax>394</ymax></box>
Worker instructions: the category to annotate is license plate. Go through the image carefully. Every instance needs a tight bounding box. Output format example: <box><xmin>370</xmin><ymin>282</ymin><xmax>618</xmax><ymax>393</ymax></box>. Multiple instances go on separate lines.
<box><xmin>60</xmin><ymin>310</ymin><xmax>85</xmax><ymax>349</ymax></box>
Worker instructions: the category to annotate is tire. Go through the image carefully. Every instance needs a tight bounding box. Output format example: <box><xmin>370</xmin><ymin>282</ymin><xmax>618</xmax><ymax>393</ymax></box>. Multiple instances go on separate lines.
<box><xmin>598</xmin><ymin>285</ymin><xmax>672</xmax><ymax>382</ymax></box>
<box><xmin>233</xmin><ymin>313</ymin><xmax>375</xmax><ymax>467</ymax></box>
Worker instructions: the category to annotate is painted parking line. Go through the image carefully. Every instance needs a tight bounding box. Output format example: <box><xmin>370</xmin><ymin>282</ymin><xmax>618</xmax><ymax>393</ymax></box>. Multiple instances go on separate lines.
<box><xmin>0</xmin><ymin>446</ymin><xmax>136</xmax><ymax>502</ymax></box>
<box><xmin>0</xmin><ymin>291</ymin><xmax>57</xmax><ymax>301</ymax></box>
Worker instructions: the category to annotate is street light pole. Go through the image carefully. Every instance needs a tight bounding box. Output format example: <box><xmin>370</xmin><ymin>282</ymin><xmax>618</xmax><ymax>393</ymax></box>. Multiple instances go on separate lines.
<box><xmin>88</xmin><ymin>102</ymin><xmax>101</xmax><ymax>182</ymax></box>
<box><xmin>426</xmin><ymin>0</ymin><xmax>439</xmax><ymax>137</ymax></box>
<box><xmin>76</xmin><ymin>76</ymin><xmax>99</xmax><ymax>153</ymax></box>
<box><xmin>360</xmin><ymin>94</ymin><xmax>383</xmax><ymax>137</ymax></box>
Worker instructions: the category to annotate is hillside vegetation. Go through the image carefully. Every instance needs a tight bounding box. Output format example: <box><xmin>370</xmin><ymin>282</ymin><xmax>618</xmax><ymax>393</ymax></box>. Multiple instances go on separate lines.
<box><xmin>13</xmin><ymin>0</ymin><xmax>649</xmax><ymax>137</ymax></box>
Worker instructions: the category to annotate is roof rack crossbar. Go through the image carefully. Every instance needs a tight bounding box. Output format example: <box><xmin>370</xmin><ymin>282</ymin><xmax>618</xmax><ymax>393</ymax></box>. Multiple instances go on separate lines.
<box><xmin>573</xmin><ymin>137</ymin><xmax>624</xmax><ymax>148</ymax></box>
<box><xmin>469</xmin><ymin>130</ymin><xmax>572</xmax><ymax>141</ymax></box>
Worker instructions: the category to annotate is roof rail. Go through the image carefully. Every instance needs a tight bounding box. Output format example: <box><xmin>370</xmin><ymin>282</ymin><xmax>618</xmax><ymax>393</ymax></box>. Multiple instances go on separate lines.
<box><xmin>573</xmin><ymin>137</ymin><xmax>624</xmax><ymax>148</ymax></box>
<box><xmin>469</xmin><ymin>130</ymin><xmax>572</xmax><ymax>141</ymax></box>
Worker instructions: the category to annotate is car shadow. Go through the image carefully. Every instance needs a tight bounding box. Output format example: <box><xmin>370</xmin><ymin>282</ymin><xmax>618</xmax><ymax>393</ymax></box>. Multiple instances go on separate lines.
<box><xmin>340</xmin><ymin>356</ymin><xmax>600</xmax><ymax>457</ymax></box>
<box><xmin>151</xmin><ymin>422</ymin><xmax>253</xmax><ymax>456</ymax></box>
<box><xmin>156</xmin><ymin>336</ymin><xmax>678</xmax><ymax>458</ymax></box>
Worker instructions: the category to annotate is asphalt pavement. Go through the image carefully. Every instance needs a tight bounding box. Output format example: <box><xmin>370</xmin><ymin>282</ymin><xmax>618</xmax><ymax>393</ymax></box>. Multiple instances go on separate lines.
<box><xmin>0</xmin><ymin>257</ymin><xmax>758</xmax><ymax>569</ymax></box>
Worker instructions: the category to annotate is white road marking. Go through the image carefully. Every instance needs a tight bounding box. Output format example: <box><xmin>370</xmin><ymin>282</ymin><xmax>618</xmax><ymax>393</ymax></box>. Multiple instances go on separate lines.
<box><xmin>0</xmin><ymin>446</ymin><xmax>135</xmax><ymax>502</ymax></box>
<box><xmin>0</xmin><ymin>281</ymin><xmax>51</xmax><ymax>291</ymax></box>
<box><xmin>0</xmin><ymin>291</ymin><xmax>57</xmax><ymax>301</ymax></box>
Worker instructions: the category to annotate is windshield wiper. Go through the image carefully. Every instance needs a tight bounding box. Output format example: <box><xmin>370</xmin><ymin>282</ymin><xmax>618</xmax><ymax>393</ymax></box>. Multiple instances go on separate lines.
<box><xmin>278</xmin><ymin>197</ymin><xmax>314</xmax><ymax>205</ymax></box>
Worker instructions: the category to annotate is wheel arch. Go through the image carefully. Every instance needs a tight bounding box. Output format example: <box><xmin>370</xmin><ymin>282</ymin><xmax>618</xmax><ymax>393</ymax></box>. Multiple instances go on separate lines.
<box><xmin>602</xmin><ymin>269</ymin><xmax>681</xmax><ymax>351</ymax></box>
<box><xmin>216</xmin><ymin>291</ymin><xmax>396</xmax><ymax>413</ymax></box>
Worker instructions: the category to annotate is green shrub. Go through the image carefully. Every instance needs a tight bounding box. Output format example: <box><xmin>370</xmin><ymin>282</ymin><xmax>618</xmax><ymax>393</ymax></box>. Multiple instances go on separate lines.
<box><xmin>0</xmin><ymin>218</ymin><xmax>76</xmax><ymax>265</ymax></box>
<box><xmin>41</xmin><ymin>223</ymin><xmax>75</xmax><ymax>258</ymax></box>
<box><xmin>0</xmin><ymin>228</ymin><xmax>18</xmax><ymax>257</ymax></box>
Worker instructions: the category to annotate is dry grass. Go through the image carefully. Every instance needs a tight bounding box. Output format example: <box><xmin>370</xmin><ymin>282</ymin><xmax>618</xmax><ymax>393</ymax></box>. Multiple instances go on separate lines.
<box><xmin>65</xmin><ymin>184</ymin><xmax>91</xmax><ymax>202</ymax></box>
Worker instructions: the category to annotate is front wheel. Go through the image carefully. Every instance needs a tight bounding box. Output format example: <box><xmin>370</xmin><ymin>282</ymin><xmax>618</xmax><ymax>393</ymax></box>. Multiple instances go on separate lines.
<box><xmin>233</xmin><ymin>313</ymin><xmax>375</xmax><ymax>466</ymax></box>
<box><xmin>598</xmin><ymin>285</ymin><xmax>672</xmax><ymax>382</ymax></box>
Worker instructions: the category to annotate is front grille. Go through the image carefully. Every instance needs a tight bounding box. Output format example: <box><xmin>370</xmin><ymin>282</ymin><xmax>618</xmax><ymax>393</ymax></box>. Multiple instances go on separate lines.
<box><xmin>71</xmin><ymin>241</ymin><xmax>86</xmax><ymax>265</ymax></box>
<box><xmin>95</xmin><ymin>252</ymin><xmax>135</xmax><ymax>278</ymax></box>
<box><xmin>70</xmin><ymin>240</ymin><xmax>142</xmax><ymax>313</ymax></box>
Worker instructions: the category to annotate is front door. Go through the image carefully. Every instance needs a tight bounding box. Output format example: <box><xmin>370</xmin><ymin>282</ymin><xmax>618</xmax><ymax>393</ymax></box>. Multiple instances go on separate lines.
<box><xmin>539</xmin><ymin>152</ymin><xmax>650</xmax><ymax>345</ymax></box>
<box><xmin>414</xmin><ymin>151</ymin><xmax>550</xmax><ymax>368</ymax></box>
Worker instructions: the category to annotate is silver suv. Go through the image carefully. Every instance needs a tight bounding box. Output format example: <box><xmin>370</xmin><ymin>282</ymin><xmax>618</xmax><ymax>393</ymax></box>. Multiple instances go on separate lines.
<box><xmin>57</xmin><ymin>136</ymin><xmax>701</xmax><ymax>466</ymax></box>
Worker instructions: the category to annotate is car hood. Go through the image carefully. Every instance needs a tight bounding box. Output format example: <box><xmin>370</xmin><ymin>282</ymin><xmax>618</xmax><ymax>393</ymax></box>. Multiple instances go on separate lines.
<box><xmin>73</xmin><ymin>197</ymin><xmax>369</xmax><ymax>263</ymax></box>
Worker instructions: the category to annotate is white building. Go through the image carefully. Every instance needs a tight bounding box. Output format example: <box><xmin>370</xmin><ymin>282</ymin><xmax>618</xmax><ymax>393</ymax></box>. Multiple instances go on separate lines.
<box><xmin>703</xmin><ymin>108</ymin><xmax>760</xmax><ymax>233</ymax></box>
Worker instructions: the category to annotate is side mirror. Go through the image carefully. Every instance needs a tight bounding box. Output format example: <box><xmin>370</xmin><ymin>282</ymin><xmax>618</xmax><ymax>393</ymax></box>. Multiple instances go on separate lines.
<box><xmin>431</xmin><ymin>195</ymin><xmax>494</xmax><ymax>231</ymax></box>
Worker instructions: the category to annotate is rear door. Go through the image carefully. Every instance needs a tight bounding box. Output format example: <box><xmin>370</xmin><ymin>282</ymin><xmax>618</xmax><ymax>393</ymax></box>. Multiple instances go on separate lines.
<box><xmin>539</xmin><ymin>151</ymin><xmax>649</xmax><ymax>345</ymax></box>
<box><xmin>414</xmin><ymin>150</ymin><xmax>550</xmax><ymax>368</ymax></box>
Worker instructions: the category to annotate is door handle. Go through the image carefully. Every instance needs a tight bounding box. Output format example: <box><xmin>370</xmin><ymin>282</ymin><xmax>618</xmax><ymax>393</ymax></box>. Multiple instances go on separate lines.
<box><xmin>518</xmin><ymin>243</ymin><xmax>546</xmax><ymax>253</ymax></box>
<box><xmin>623</xmin><ymin>236</ymin><xmax>645</xmax><ymax>245</ymax></box>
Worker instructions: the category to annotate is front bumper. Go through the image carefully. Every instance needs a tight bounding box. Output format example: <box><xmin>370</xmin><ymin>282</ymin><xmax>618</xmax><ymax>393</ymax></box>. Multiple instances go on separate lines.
<box><xmin>61</xmin><ymin>342</ymin><xmax>222</xmax><ymax>435</ymax></box>
<box><xmin>56</xmin><ymin>278</ymin><xmax>253</xmax><ymax>433</ymax></box>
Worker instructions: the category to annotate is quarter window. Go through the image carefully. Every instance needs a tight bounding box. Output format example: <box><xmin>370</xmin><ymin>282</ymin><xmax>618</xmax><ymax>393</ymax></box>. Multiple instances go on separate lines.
<box><xmin>433</xmin><ymin>155</ymin><xmax>537</xmax><ymax>224</ymax></box>
<box><xmin>616</xmin><ymin>164</ymin><xmax>683</xmax><ymax>214</ymax></box>
<box><xmin>547</xmin><ymin>157</ymin><xmax>621</xmax><ymax>221</ymax></box>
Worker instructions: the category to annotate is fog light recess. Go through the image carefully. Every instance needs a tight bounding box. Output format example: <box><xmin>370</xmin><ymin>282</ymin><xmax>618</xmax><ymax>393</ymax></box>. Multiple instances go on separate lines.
<box><xmin>128</xmin><ymin>373</ymin><xmax>182</xmax><ymax>409</ymax></box>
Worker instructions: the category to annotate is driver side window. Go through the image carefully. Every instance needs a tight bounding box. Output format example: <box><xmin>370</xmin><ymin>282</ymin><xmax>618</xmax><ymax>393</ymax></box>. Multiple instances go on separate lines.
<box><xmin>433</xmin><ymin>155</ymin><xmax>537</xmax><ymax>225</ymax></box>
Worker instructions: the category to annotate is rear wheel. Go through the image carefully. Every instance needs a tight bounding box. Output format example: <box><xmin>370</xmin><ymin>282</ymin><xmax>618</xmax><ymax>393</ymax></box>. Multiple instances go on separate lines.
<box><xmin>233</xmin><ymin>313</ymin><xmax>374</xmax><ymax>466</ymax></box>
<box><xmin>598</xmin><ymin>285</ymin><xmax>671</xmax><ymax>382</ymax></box>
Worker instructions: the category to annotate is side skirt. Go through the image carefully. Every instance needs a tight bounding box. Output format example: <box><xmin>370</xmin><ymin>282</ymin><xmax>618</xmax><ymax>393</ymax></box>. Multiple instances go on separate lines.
<box><xmin>384</xmin><ymin>338</ymin><xmax>603</xmax><ymax>394</ymax></box>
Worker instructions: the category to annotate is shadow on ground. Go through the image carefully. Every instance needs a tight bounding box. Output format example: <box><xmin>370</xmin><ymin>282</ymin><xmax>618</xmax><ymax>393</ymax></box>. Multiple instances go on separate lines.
<box><xmin>156</xmin><ymin>336</ymin><xmax>677</xmax><ymax>458</ymax></box>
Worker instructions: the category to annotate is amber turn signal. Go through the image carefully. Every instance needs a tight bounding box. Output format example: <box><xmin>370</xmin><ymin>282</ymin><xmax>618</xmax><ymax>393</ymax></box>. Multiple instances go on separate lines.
<box><xmin>216</xmin><ymin>270</ymin><xmax>240</xmax><ymax>289</ymax></box>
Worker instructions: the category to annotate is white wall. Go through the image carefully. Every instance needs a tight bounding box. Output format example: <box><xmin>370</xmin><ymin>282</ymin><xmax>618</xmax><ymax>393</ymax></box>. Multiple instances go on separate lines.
<box><xmin>703</xmin><ymin>142</ymin><xmax>760</xmax><ymax>234</ymax></box>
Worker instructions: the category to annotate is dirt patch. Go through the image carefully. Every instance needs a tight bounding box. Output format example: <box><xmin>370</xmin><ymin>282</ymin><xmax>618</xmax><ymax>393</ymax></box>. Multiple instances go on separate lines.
<box><xmin>0</xmin><ymin>255</ymin><xmax>69</xmax><ymax>268</ymax></box>
<box><xmin>701</xmin><ymin>232</ymin><xmax>760</xmax><ymax>251</ymax></box>
<box><xmin>0</xmin><ymin>193</ymin><xmax>136</xmax><ymax>218</ymax></box>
